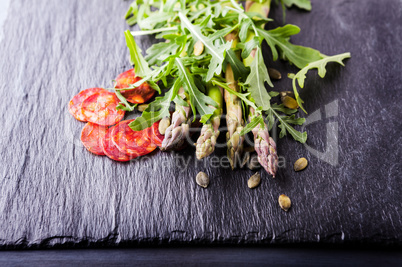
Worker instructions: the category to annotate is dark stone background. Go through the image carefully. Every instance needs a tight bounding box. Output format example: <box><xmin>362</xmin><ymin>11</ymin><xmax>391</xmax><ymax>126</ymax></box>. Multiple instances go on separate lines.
<box><xmin>0</xmin><ymin>0</ymin><xmax>400</xmax><ymax>248</ymax></box>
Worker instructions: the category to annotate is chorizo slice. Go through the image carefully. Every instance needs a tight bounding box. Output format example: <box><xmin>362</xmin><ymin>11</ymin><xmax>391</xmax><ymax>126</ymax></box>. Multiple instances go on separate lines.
<box><xmin>149</xmin><ymin>120</ymin><xmax>165</xmax><ymax>147</ymax></box>
<box><xmin>68</xmin><ymin>88</ymin><xmax>103</xmax><ymax>121</ymax></box>
<box><xmin>80</xmin><ymin>122</ymin><xmax>108</xmax><ymax>155</ymax></box>
<box><xmin>81</xmin><ymin>91</ymin><xmax>125</xmax><ymax>126</ymax></box>
<box><xmin>115</xmin><ymin>69</ymin><xmax>155</xmax><ymax>104</ymax></box>
<box><xmin>111</xmin><ymin>119</ymin><xmax>157</xmax><ymax>158</ymax></box>
<box><xmin>101</xmin><ymin>125</ymin><xmax>132</xmax><ymax>162</ymax></box>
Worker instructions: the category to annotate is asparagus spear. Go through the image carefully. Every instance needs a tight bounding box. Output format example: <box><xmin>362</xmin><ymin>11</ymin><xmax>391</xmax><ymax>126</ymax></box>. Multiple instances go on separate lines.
<box><xmin>249</xmin><ymin>106</ymin><xmax>278</xmax><ymax>177</ymax></box>
<box><xmin>225</xmin><ymin>33</ymin><xmax>244</xmax><ymax>169</ymax></box>
<box><xmin>196</xmin><ymin>85</ymin><xmax>223</xmax><ymax>160</ymax></box>
<box><xmin>161</xmin><ymin>87</ymin><xmax>192</xmax><ymax>151</ymax></box>
<box><xmin>243</xmin><ymin>0</ymin><xmax>278</xmax><ymax>177</ymax></box>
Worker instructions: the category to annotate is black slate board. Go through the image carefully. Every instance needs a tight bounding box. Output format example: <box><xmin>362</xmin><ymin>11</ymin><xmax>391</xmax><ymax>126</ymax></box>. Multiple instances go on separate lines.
<box><xmin>0</xmin><ymin>0</ymin><xmax>401</xmax><ymax>248</ymax></box>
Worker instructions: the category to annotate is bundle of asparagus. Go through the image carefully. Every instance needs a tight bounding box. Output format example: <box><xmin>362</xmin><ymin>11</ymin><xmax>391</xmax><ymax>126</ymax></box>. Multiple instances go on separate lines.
<box><xmin>122</xmin><ymin>0</ymin><xmax>350</xmax><ymax>176</ymax></box>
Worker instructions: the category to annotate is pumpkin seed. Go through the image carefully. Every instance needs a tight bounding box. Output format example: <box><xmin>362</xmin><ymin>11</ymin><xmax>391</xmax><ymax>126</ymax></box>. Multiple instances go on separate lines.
<box><xmin>268</xmin><ymin>68</ymin><xmax>282</xmax><ymax>80</ymax></box>
<box><xmin>158</xmin><ymin>117</ymin><xmax>171</xmax><ymax>135</ymax></box>
<box><xmin>247</xmin><ymin>172</ymin><xmax>261</xmax><ymax>189</ymax></box>
<box><xmin>137</xmin><ymin>104</ymin><xmax>149</xmax><ymax>112</ymax></box>
<box><xmin>193</xmin><ymin>40</ymin><xmax>204</xmax><ymax>56</ymax></box>
<box><xmin>278</xmin><ymin>194</ymin><xmax>291</xmax><ymax>211</ymax></box>
<box><xmin>280</xmin><ymin>91</ymin><xmax>299</xmax><ymax>109</ymax></box>
<box><xmin>294</xmin><ymin>157</ymin><xmax>308</xmax><ymax>171</ymax></box>
<box><xmin>282</xmin><ymin>96</ymin><xmax>299</xmax><ymax>109</ymax></box>
<box><xmin>196</xmin><ymin>171</ymin><xmax>209</xmax><ymax>188</ymax></box>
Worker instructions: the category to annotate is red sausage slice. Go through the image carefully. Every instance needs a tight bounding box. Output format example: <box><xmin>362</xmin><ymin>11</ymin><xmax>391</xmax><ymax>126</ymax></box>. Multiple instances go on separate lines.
<box><xmin>81</xmin><ymin>91</ymin><xmax>125</xmax><ymax>126</ymax></box>
<box><xmin>112</xmin><ymin>120</ymin><xmax>157</xmax><ymax>157</ymax></box>
<box><xmin>115</xmin><ymin>69</ymin><xmax>155</xmax><ymax>104</ymax></box>
<box><xmin>101</xmin><ymin>125</ymin><xmax>132</xmax><ymax>162</ymax></box>
<box><xmin>68</xmin><ymin>88</ymin><xmax>103</xmax><ymax>121</ymax></box>
<box><xmin>80</xmin><ymin>122</ymin><xmax>108</xmax><ymax>155</ymax></box>
<box><xmin>149</xmin><ymin>120</ymin><xmax>165</xmax><ymax>147</ymax></box>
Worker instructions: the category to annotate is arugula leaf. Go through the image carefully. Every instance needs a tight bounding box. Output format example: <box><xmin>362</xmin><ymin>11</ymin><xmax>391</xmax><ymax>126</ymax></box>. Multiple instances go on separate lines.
<box><xmin>281</xmin><ymin>0</ymin><xmax>312</xmax><ymax>11</ymax></box>
<box><xmin>178</xmin><ymin>12</ymin><xmax>231</xmax><ymax>81</ymax></box>
<box><xmin>238</xmin><ymin>36</ymin><xmax>260</xmax><ymax>59</ymax></box>
<box><xmin>290</xmin><ymin>52</ymin><xmax>351</xmax><ymax>112</ymax></box>
<box><xmin>130</xmin><ymin>27</ymin><xmax>178</xmax><ymax>37</ymax></box>
<box><xmin>244</xmin><ymin>47</ymin><xmax>273</xmax><ymax>110</ymax></box>
<box><xmin>211</xmin><ymin>79</ymin><xmax>258</xmax><ymax>110</ymax></box>
<box><xmin>138</xmin><ymin>12</ymin><xmax>174</xmax><ymax>30</ymax></box>
<box><xmin>224</xmin><ymin>49</ymin><xmax>249</xmax><ymax>82</ymax></box>
<box><xmin>206</xmin><ymin>25</ymin><xmax>238</xmax><ymax>42</ymax></box>
<box><xmin>239</xmin><ymin>115</ymin><xmax>264</xmax><ymax>136</ymax></box>
<box><xmin>272</xmin><ymin>103</ymin><xmax>298</xmax><ymax>115</ymax></box>
<box><xmin>239</xmin><ymin>19</ymin><xmax>252</xmax><ymax>43</ymax></box>
<box><xmin>257</xmin><ymin>25</ymin><xmax>323</xmax><ymax>69</ymax></box>
<box><xmin>175</xmin><ymin>58</ymin><xmax>217</xmax><ymax>123</ymax></box>
<box><xmin>271</xmin><ymin>109</ymin><xmax>307</xmax><ymax>143</ymax></box>
<box><xmin>115</xmin><ymin>90</ymin><xmax>137</xmax><ymax>112</ymax></box>
<box><xmin>145</xmin><ymin>41</ymin><xmax>180</xmax><ymax>65</ymax></box>
<box><xmin>282</xmin><ymin>114</ymin><xmax>305</xmax><ymax>125</ymax></box>
<box><xmin>124</xmin><ymin>30</ymin><xmax>152</xmax><ymax>78</ymax></box>
<box><xmin>129</xmin><ymin>79</ymin><xmax>181</xmax><ymax>131</ymax></box>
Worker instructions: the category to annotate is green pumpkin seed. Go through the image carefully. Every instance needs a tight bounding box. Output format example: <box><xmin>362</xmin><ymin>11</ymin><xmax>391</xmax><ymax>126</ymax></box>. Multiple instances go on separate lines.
<box><xmin>196</xmin><ymin>171</ymin><xmax>209</xmax><ymax>188</ymax></box>
<box><xmin>278</xmin><ymin>194</ymin><xmax>291</xmax><ymax>211</ymax></box>
<box><xmin>294</xmin><ymin>157</ymin><xmax>308</xmax><ymax>171</ymax></box>
<box><xmin>247</xmin><ymin>172</ymin><xmax>261</xmax><ymax>189</ymax></box>
<box><xmin>268</xmin><ymin>68</ymin><xmax>282</xmax><ymax>80</ymax></box>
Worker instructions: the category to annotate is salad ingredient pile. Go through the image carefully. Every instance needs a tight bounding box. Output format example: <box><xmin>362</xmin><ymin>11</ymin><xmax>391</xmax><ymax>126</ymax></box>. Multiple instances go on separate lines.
<box><xmin>69</xmin><ymin>0</ymin><xmax>351</xmax><ymax>176</ymax></box>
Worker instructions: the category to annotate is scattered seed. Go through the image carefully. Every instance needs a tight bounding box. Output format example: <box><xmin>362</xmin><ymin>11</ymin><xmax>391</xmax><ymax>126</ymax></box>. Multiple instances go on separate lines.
<box><xmin>280</xmin><ymin>91</ymin><xmax>299</xmax><ymax>109</ymax></box>
<box><xmin>247</xmin><ymin>172</ymin><xmax>261</xmax><ymax>189</ymax></box>
<box><xmin>158</xmin><ymin>117</ymin><xmax>171</xmax><ymax>135</ymax></box>
<box><xmin>294</xmin><ymin>157</ymin><xmax>308</xmax><ymax>172</ymax></box>
<box><xmin>196</xmin><ymin>171</ymin><xmax>209</xmax><ymax>188</ymax></box>
<box><xmin>268</xmin><ymin>68</ymin><xmax>282</xmax><ymax>80</ymax></box>
<box><xmin>137</xmin><ymin>104</ymin><xmax>149</xmax><ymax>112</ymax></box>
<box><xmin>248</xmin><ymin>154</ymin><xmax>261</xmax><ymax>170</ymax></box>
<box><xmin>278</xmin><ymin>194</ymin><xmax>291</xmax><ymax>211</ymax></box>
<box><xmin>193</xmin><ymin>40</ymin><xmax>204</xmax><ymax>56</ymax></box>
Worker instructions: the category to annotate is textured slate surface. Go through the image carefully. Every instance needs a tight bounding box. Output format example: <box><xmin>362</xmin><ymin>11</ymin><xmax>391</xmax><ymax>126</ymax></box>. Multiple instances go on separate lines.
<box><xmin>0</xmin><ymin>0</ymin><xmax>400</xmax><ymax>248</ymax></box>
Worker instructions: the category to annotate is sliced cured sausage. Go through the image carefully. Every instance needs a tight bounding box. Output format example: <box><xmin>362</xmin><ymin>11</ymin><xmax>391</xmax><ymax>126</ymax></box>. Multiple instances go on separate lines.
<box><xmin>68</xmin><ymin>87</ymin><xmax>103</xmax><ymax>121</ymax></box>
<box><xmin>81</xmin><ymin>91</ymin><xmax>125</xmax><ymax>126</ymax></box>
<box><xmin>149</xmin><ymin>120</ymin><xmax>164</xmax><ymax>147</ymax></box>
<box><xmin>115</xmin><ymin>69</ymin><xmax>155</xmax><ymax>104</ymax></box>
<box><xmin>80</xmin><ymin>122</ymin><xmax>108</xmax><ymax>155</ymax></box>
<box><xmin>101</xmin><ymin>125</ymin><xmax>132</xmax><ymax>162</ymax></box>
<box><xmin>111</xmin><ymin>119</ymin><xmax>157</xmax><ymax>157</ymax></box>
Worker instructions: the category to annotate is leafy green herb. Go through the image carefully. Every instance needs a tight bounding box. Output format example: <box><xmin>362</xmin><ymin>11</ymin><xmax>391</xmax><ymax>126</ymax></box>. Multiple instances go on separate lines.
<box><xmin>124</xmin><ymin>30</ymin><xmax>152</xmax><ymax>78</ymax></box>
<box><xmin>281</xmin><ymin>0</ymin><xmax>311</xmax><ymax>11</ymax></box>
<box><xmin>257</xmin><ymin>26</ymin><xmax>323</xmax><ymax>69</ymax></box>
<box><xmin>244</xmin><ymin>47</ymin><xmax>273</xmax><ymax>110</ymax></box>
<box><xmin>239</xmin><ymin>115</ymin><xmax>264</xmax><ymax>136</ymax></box>
<box><xmin>224</xmin><ymin>49</ymin><xmax>249</xmax><ymax>82</ymax></box>
<box><xmin>129</xmin><ymin>79</ymin><xmax>181</xmax><ymax>131</ymax></box>
<box><xmin>176</xmin><ymin>57</ymin><xmax>217</xmax><ymax>123</ymax></box>
<box><xmin>290</xmin><ymin>52</ymin><xmax>351</xmax><ymax>112</ymax></box>
<box><xmin>178</xmin><ymin>12</ymin><xmax>231</xmax><ymax>81</ymax></box>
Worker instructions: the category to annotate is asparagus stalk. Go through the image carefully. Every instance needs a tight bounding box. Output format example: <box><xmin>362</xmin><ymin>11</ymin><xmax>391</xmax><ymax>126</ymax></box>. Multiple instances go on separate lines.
<box><xmin>161</xmin><ymin>87</ymin><xmax>192</xmax><ymax>151</ymax></box>
<box><xmin>243</xmin><ymin>0</ymin><xmax>278</xmax><ymax>177</ymax></box>
<box><xmin>196</xmin><ymin>85</ymin><xmax>223</xmax><ymax>159</ymax></box>
<box><xmin>225</xmin><ymin>33</ymin><xmax>244</xmax><ymax>169</ymax></box>
<box><xmin>249</xmin><ymin>107</ymin><xmax>278</xmax><ymax>177</ymax></box>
